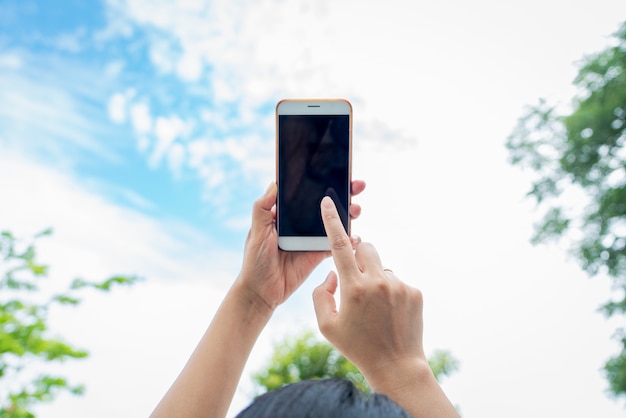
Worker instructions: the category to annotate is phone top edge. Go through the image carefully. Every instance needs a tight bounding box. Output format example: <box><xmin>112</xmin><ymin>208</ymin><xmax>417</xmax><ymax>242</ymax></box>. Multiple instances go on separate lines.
<box><xmin>276</xmin><ymin>98</ymin><xmax>352</xmax><ymax>115</ymax></box>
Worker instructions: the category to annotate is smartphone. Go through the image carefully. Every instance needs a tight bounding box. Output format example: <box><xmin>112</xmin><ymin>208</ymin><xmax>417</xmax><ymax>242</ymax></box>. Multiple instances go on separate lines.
<box><xmin>276</xmin><ymin>98</ymin><xmax>352</xmax><ymax>251</ymax></box>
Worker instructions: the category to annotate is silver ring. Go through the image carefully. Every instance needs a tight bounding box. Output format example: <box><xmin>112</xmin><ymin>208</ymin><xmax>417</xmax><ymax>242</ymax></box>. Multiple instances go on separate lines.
<box><xmin>383</xmin><ymin>268</ymin><xmax>393</xmax><ymax>273</ymax></box>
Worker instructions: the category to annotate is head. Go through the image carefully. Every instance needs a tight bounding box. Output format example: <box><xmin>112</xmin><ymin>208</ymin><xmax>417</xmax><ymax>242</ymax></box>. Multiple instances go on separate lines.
<box><xmin>236</xmin><ymin>378</ymin><xmax>412</xmax><ymax>418</ymax></box>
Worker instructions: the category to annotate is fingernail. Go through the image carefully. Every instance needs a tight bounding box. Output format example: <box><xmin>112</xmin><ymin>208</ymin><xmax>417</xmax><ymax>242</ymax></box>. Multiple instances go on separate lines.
<box><xmin>350</xmin><ymin>235</ymin><xmax>361</xmax><ymax>245</ymax></box>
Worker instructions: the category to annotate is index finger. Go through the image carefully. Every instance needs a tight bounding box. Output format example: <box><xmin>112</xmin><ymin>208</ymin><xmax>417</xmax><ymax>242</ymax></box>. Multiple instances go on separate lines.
<box><xmin>321</xmin><ymin>196</ymin><xmax>359</xmax><ymax>277</ymax></box>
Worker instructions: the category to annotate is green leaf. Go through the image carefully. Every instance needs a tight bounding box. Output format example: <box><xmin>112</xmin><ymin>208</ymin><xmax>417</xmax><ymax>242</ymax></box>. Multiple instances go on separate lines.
<box><xmin>50</xmin><ymin>294</ymin><xmax>81</xmax><ymax>306</ymax></box>
<box><xmin>0</xmin><ymin>228</ymin><xmax>139</xmax><ymax>414</ymax></box>
<box><xmin>507</xmin><ymin>20</ymin><xmax>626</xmax><ymax>398</ymax></box>
<box><xmin>601</xmin><ymin>294</ymin><xmax>626</xmax><ymax>318</ymax></box>
<box><xmin>428</xmin><ymin>350</ymin><xmax>460</xmax><ymax>382</ymax></box>
<box><xmin>604</xmin><ymin>332</ymin><xmax>626</xmax><ymax>398</ymax></box>
<box><xmin>93</xmin><ymin>275</ymin><xmax>141</xmax><ymax>291</ymax></box>
<box><xmin>532</xmin><ymin>207</ymin><xmax>571</xmax><ymax>245</ymax></box>
<box><xmin>70</xmin><ymin>278</ymin><xmax>90</xmax><ymax>290</ymax></box>
<box><xmin>27</xmin><ymin>261</ymin><xmax>48</xmax><ymax>277</ymax></box>
<box><xmin>34</xmin><ymin>228</ymin><xmax>53</xmax><ymax>238</ymax></box>
<box><xmin>72</xmin><ymin>275</ymin><xmax>140</xmax><ymax>292</ymax></box>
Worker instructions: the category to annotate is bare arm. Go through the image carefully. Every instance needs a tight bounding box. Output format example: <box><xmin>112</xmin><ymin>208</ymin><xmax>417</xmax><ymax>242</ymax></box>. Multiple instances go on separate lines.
<box><xmin>313</xmin><ymin>196</ymin><xmax>459</xmax><ymax>418</ymax></box>
<box><xmin>150</xmin><ymin>282</ymin><xmax>272</xmax><ymax>418</ymax></box>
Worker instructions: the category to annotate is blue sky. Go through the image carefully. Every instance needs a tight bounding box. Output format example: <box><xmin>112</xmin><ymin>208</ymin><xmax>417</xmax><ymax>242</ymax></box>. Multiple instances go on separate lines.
<box><xmin>1</xmin><ymin>0</ymin><xmax>277</xmax><ymax>249</ymax></box>
<box><xmin>2</xmin><ymin>0</ymin><xmax>626</xmax><ymax>417</ymax></box>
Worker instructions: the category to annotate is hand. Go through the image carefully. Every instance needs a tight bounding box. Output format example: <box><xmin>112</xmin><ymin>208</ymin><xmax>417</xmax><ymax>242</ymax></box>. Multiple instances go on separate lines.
<box><xmin>313</xmin><ymin>196</ymin><xmax>425</xmax><ymax>386</ymax></box>
<box><xmin>236</xmin><ymin>181</ymin><xmax>366</xmax><ymax>316</ymax></box>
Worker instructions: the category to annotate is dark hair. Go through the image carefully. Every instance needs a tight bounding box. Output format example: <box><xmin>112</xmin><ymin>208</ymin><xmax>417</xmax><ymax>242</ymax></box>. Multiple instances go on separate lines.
<box><xmin>236</xmin><ymin>378</ymin><xmax>412</xmax><ymax>418</ymax></box>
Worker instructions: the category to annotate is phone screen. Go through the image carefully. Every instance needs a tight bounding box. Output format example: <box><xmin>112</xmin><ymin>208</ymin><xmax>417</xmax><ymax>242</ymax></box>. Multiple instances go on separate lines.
<box><xmin>278</xmin><ymin>114</ymin><xmax>350</xmax><ymax>237</ymax></box>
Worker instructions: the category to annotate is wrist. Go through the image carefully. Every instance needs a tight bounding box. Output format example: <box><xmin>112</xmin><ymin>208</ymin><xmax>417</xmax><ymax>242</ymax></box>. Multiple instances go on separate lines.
<box><xmin>366</xmin><ymin>356</ymin><xmax>435</xmax><ymax>397</ymax></box>
<box><xmin>230</xmin><ymin>276</ymin><xmax>276</xmax><ymax>323</ymax></box>
<box><xmin>366</xmin><ymin>357</ymin><xmax>459</xmax><ymax>418</ymax></box>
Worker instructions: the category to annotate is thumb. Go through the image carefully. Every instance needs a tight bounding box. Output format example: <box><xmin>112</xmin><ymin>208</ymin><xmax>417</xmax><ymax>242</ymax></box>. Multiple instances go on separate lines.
<box><xmin>251</xmin><ymin>182</ymin><xmax>277</xmax><ymax>233</ymax></box>
<box><xmin>313</xmin><ymin>271</ymin><xmax>339</xmax><ymax>337</ymax></box>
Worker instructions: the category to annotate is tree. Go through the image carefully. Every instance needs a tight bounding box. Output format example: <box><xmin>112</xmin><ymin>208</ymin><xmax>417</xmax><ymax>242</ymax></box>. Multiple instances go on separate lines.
<box><xmin>506</xmin><ymin>21</ymin><xmax>626</xmax><ymax>399</ymax></box>
<box><xmin>0</xmin><ymin>229</ymin><xmax>138</xmax><ymax>417</ymax></box>
<box><xmin>252</xmin><ymin>330</ymin><xmax>459</xmax><ymax>395</ymax></box>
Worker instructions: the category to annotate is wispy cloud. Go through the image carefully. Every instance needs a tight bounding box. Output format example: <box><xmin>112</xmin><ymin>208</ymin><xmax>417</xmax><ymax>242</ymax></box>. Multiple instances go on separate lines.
<box><xmin>0</xmin><ymin>149</ymin><xmax>243</xmax><ymax>417</ymax></box>
<box><xmin>0</xmin><ymin>149</ymin><xmax>239</xmax><ymax>287</ymax></box>
<box><xmin>0</xmin><ymin>50</ymin><xmax>124</xmax><ymax>164</ymax></box>
<box><xmin>98</xmin><ymin>0</ymin><xmax>417</xmax><ymax>206</ymax></box>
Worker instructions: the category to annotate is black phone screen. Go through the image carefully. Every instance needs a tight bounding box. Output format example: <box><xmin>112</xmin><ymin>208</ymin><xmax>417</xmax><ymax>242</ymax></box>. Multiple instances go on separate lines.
<box><xmin>278</xmin><ymin>114</ymin><xmax>350</xmax><ymax>237</ymax></box>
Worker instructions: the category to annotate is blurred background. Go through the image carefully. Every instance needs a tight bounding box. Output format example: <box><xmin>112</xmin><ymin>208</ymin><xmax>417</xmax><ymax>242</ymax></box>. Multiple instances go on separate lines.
<box><xmin>1</xmin><ymin>0</ymin><xmax>625</xmax><ymax>416</ymax></box>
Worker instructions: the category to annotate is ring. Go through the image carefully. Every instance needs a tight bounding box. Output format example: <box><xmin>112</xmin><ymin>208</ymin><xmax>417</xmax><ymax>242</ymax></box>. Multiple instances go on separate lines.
<box><xmin>383</xmin><ymin>268</ymin><xmax>393</xmax><ymax>273</ymax></box>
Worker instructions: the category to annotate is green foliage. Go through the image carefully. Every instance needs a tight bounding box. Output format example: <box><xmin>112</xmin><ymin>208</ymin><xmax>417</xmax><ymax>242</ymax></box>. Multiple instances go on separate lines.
<box><xmin>0</xmin><ymin>229</ymin><xmax>139</xmax><ymax>417</ymax></box>
<box><xmin>253</xmin><ymin>330</ymin><xmax>369</xmax><ymax>393</ymax></box>
<box><xmin>428</xmin><ymin>349</ymin><xmax>460</xmax><ymax>382</ymax></box>
<box><xmin>605</xmin><ymin>331</ymin><xmax>626</xmax><ymax>397</ymax></box>
<box><xmin>252</xmin><ymin>330</ymin><xmax>459</xmax><ymax>396</ymax></box>
<box><xmin>506</xmin><ymin>21</ymin><xmax>626</xmax><ymax>399</ymax></box>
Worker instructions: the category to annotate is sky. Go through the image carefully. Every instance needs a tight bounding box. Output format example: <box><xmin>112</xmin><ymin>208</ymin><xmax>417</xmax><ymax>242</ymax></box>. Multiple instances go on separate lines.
<box><xmin>0</xmin><ymin>0</ymin><xmax>625</xmax><ymax>416</ymax></box>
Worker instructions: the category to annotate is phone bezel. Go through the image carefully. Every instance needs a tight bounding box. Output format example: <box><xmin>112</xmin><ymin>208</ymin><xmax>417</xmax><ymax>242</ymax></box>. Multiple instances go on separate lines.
<box><xmin>275</xmin><ymin>98</ymin><xmax>353</xmax><ymax>251</ymax></box>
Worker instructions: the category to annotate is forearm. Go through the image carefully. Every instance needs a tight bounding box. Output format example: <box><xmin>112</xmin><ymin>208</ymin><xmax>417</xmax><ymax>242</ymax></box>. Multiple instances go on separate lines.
<box><xmin>151</xmin><ymin>281</ymin><xmax>273</xmax><ymax>418</ymax></box>
<box><xmin>366</xmin><ymin>359</ymin><xmax>459</xmax><ymax>418</ymax></box>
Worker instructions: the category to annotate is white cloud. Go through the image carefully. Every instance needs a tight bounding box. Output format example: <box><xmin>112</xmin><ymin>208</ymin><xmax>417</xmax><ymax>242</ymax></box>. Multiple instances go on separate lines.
<box><xmin>149</xmin><ymin>37</ymin><xmax>177</xmax><ymax>74</ymax></box>
<box><xmin>137</xmin><ymin>135</ymin><xmax>150</xmax><ymax>152</ymax></box>
<box><xmin>53</xmin><ymin>28</ymin><xmax>86</xmax><ymax>53</ymax></box>
<box><xmin>176</xmin><ymin>0</ymin><xmax>205</xmax><ymax>13</ymax></box>
<box><xmin>187</xmin><ymin>138</ymin><xmax>210</xmax><ymax>168</ymax></box>
<box><xmin>0</xmin><ymin>57</ymin><xmax>121</xmax><ymax>163</ymax></box>
<box><xmin>0</xmin><ymin>149</ymin><xmax>242</xmax><ymax>417</ymax></box>
<box><xmin>0</xmin><ymin>150</ymin><xmax>235</xmax><ymax>283</ymax></box>
<box><xmin>109</xmin><ymin>0</ymin><xmax>626</xmax><ymax>135</ymax></box>
<box><xmin>150</xmin><ymin>115</ymin><xmax>191</xmax><ymax>168</ymax></box>
<box><xmin>99</xmin><ymin>0</ymin><xmax>626</xmax><ymax>209</ymax></box>
<box><xmin>0</xmin><ymin>52</ymin><xmax>22</xmax><ymax>69</ymax></box>
<box><xmin>176</xmin><ymin>49</ymin><xmax>204</xmax><ymax>82</ymax></box>
<box><xmin>198</xmin><ymin>162</ymin><xmax>226</xmax><ymax>188</ymax></box>
<box><xmin>104</xmin><ymin>60</ymin><xmax>125</xmax><ymax>77</ymax></box>
<box><xmin>167</xmin><ymin>141</ymin><xmax>186</xmax><ymax>176</ymax></box>
<box><xmin>130</xmin><ymin>102</ymin><xmax>152</xmax><ymax>134</ymax></box>
<box><xmin>107</xmin><ymin>92</ymin><xmax>127</xmax><ymax>123</ymax></box>
<box><xmin>212</xmin><ymin>73</ymin><xmax>238</xmax><ymax>103</ymax></box>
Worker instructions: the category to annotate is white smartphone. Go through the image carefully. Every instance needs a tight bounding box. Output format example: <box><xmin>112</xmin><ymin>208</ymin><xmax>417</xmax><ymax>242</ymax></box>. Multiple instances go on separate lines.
<box><xmin>276</xmin><ymin>98</ymin><xmax>353</xmax><ymax>251</ymax></box>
